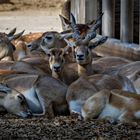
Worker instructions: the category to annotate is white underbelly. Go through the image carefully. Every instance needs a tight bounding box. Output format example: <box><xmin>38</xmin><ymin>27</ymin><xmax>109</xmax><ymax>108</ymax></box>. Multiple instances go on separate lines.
<box><xmin>23</xmin><ymin>87</ymin><xmax>43</xmax><ymax>113</ymax></box>
<box><xmin>99</xmin><ymin>104</ymin><xmax>123</xmax><ymax>120</ymax></box>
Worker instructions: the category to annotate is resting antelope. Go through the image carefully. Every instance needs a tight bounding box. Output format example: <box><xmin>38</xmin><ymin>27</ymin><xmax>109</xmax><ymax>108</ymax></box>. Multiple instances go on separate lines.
<box><xmin>64</xmin><ymin>13</ymin><xmax>132</xmax><ymax>76</ymax></box>
<box><xmin>47</xmin><ymin>47</ymin><xmax>78</xmax><ymax>85</ymax></box>
<box><xmin>63</xmin><ymin>13</ymin><xmax>108</xmax><ymax>76</ymax></box>
<box><xmin>47</xmin><ymin>13</ymin><xmax>130</xmax><ymax>86</ymax></box>
<box><xmin>59</xmin><ymin>14</ymin><xmax>95</xmax><ymax>36</ymax></box>
<box><xmin>0</xmin><ymin>73</ymin><xmax>69</xmax><ymax>118</ymax></box>
<box><xmin>0</xmin><ymin>60</ymin><xmax>46</xmax><ymax>75</ymax></box>
<box><xmin>0</xmin><ymin>83</ymin><xmax>31</xmax><ymax>117</ymax></box>
<box><xmin>118</xmin><ymin>61</ymin><xmax>140</xmax><ymax>94</ymax></box>
<box><xmin>66</xmin><ymin>74</ymin><xmax>136</xmax><ymax>116</ymax></box>
<box><xmin>0</xmin><ymin>28</ymin><xmax>24</xmax><ymax>61</ymax></box>
<box><xmin>26</xmin><ymin>14</ymin><xmax>103</xmax><ymax>61</ymax></box>
<box><xmin>82</xmin><ymin>89</ymin><xmax>140</xmax><ymax>123</ymax></box>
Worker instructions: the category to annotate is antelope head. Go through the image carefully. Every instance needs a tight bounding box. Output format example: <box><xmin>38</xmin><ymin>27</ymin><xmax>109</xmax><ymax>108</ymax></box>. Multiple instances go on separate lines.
<box><xmin>40</xmin><ymin>31</ymin><xmax>67</xmax><ymax>54</ymax></box>
<box><xmin>47</xmin><ymin>48</ymin><xmax>66</xmax><ymax>75</ymax></box>
<box><xmin>0</xmin><ymin>83</ymin><xmax>31</xmax><ymax>117</ymax></box>
<box><xmin>0</xmin><ymin>28</ymin><xmax>24</xmax><ymax>60</ymax></box>
<box><xmin>65</xmin><ymin>13</ymin><xmax>108</xmax><ymax>65</ymax></box>
<box><xmin>59</xmin><ymin>14</ymin><xmax>95</xmax><ymax>38</ymax></box>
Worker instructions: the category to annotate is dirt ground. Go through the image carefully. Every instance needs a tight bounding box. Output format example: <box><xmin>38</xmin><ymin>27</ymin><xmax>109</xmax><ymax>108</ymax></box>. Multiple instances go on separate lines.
<box><xmin>0</xmin><ymin>1</ymin><xmax>140</xmax><ymax>140</ymax></box>
<box><xmin>0</xmin><ymin>0</ymin><xmax>65</xmax><ymax>33</ymax></box>
<box><xmin>0</xmin><ymin>112</ymin><xmax>140</xmax><ymax>140</ymax></box>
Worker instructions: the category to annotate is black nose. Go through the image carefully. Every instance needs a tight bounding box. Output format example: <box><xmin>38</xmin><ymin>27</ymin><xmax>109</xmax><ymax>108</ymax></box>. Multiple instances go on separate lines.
<box><xmin>53</xmin><ymin>65</ymin><xmax>61</xmax><ymax>72</ymax></box>
<box><xmin>76</xmin><ymin>54</ymin><xmax>84</xmax><ymax>60</ymax></box>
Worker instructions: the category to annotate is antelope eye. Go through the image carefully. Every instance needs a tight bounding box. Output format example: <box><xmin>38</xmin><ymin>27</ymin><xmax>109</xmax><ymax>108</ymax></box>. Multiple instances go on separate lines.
<box><xmin>45</xmin><ymin>36</ymin><xmax>52</xmax><ymax>40</ymax></box>
<box><xmin>27</xmin><ymin>44</ymin><xmax>32</xmax><ymax>48</ymax></box>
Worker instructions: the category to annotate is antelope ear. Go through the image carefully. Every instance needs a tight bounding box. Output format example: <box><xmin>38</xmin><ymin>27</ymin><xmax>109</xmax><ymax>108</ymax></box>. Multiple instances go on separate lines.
<box><xmin>8</xmin><ymin>30</ymin><xmax>25</xmax><ymax>41</ymax></box>
<box><xmin>59</xmin><ymin>14</ymin><xmax>71</xmax><ymax>31</ymax></box>
<box><xmin>7</xmin><ymin>27</ymin><xmax>17</xmax><ymax>37</ymax></box>
<box><xmin>88</xmin><ymin>36</ymin><xmax>108</xmax><ymax>49</ymax></box>
<box><xmin>16</xmin><ymin>94</ymin><xmax>25</xmax><ymax>102</ymax></box>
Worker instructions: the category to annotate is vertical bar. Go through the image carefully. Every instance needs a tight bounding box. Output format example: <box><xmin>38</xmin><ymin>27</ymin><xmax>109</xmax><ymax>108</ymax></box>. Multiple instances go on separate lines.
<box><xmin>79</xmin><ymin>0</ymin><xmax>86</xmax><ymax>23</ymax></box>
<box><xmin>102</xmin><ymin>0</ymin><xmax>115</xmax><ymax>37</ymax></box>
<box><xmin>86</xmin><ymin>0</ymin><xmax>98</xmax><ymax>23</ymax></box>
<box><xmin>120</xmin><ymin>0</ymin><xmax>133</xmax><ymax>43</ymax></box>
<box><xmin>71</xmin><ymin>0</ymin><xmax>86</xmax><ymax>24</ymax></box>
<box><xmin>71</xmin><ymin>0</ymin><xmax>77</xmax><ymax>21</ymax></box>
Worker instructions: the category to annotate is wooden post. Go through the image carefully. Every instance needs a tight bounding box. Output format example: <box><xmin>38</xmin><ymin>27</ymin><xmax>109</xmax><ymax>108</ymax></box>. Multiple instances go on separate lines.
<box><xmin>120</xmin><ymin>0</ymin><xmax>133</xmax><ymax>43</ymax></box>
<box><xmin>102</xmin><ymin>0</ymin><xmax>115</xmax><ymax>37</ymax></box>
<box><xmin>71</xmin><ymin>0</ymin><xmax>86</xmax><ymax>24</ymax></box>
<box><xmin>85</xmin><ymin>0</ymin><xmax>98</xmax><ymax>23</ymax></box>
<box><xmin>71</xmin><ymin>0</ymin><xmax>98</xmax><ymax>24</ymax></box>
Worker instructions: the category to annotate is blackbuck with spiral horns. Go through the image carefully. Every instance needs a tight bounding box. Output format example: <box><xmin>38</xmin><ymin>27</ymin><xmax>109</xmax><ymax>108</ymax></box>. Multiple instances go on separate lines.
<box><xmin>64</xmin><ymin>13</ymin><xmax>108</xmax><ymax>76</ymax></box>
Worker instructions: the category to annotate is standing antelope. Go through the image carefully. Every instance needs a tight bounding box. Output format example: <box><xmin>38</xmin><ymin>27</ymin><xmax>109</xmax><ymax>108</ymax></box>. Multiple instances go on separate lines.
<box><xmin>82</xmin><ymin>89</ymin><xmax>140</xmax><ymax>123</ymax></box>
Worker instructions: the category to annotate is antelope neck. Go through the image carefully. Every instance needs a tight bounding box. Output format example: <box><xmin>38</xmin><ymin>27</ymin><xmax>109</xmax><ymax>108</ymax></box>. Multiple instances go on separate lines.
<box><xmin>78</xmin><ymin>63</ymin><xmax>93</xmax><ymax>76</ymax></box>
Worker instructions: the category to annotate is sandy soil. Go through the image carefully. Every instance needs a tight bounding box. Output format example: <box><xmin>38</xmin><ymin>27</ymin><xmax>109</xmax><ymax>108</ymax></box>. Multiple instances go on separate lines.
<box><xmin>0</xmin><ymin>0</ymin><xmax>65</xmax><ymax>34</ymax></box>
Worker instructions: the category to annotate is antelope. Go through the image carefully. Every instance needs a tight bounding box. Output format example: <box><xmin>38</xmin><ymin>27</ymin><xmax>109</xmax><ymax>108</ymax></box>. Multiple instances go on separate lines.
<box><xmin>82</xmin><ymin>89</ymin><xmax>140</xmax><ymax>123</ymax></box>
<box><xmin>0</xmin><ymin>60</ymin><xmax>46</xmax><ymax>75</ymax></box>
<box><xmin>63</xmin><ymin>13</ymin><xmax>108</xmax><ymax>76</ymax></box>
<box><xmin>59</xmin><ymin>14</ymin><xmax>95</xmax><ymax>36</ymax></box>
<box><xmin>117</xmin><ymin>61</ymin><xmax>140</xmax><ymax>94</ymax></box>
<box><xmin>92</xmin><ymin>56</ymin><xmax>131</xmax><ymax>75</ymax></box>
<box><xmin>26</xmin><ymin>14</ymin><xmax>103</xmax><ymax>61</ymax></box>
<box><xmin>13</xmin><ymin>40</ymin><xmax>31</xmax><ymax>61</ymax></box>
<box><xmin>0</xmin><ymin>28</ymin><xmax>24</xmax><ymax>61</ymax></box>
<box><xmin>47</xmin><ymin>47</ymin><xmax>78</xmax><ymax>85</ymax></box>
<box><xmin>47</xmin><ymin>13</ymin><xmax>131</xmax><ymax>86</ymax></box>
<box><xmin>0</xmin><ymin>73</ymin><xmax>69</xmax><ymax>118</ymax></box>
<box><xmin>0</xmin><ymin>83</ymin><xmax>31</xmax><ymax>117</ymax></box>
<box><xmin>66</xmin><ymin>74</ymin><xmax>136</xmax><ymax>116</ymax></box>
<box><xmin>64</xmin><ymin>13</ymin><xmax>132</xmax><ymax>76</ymax></box>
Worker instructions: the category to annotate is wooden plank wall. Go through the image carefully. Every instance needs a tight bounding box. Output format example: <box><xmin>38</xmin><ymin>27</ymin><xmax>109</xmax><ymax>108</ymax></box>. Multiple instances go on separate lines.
<box><xmin>71</xmin><ymin>0</ymin><xmax>98</xmax><ymax>24</ymax></box>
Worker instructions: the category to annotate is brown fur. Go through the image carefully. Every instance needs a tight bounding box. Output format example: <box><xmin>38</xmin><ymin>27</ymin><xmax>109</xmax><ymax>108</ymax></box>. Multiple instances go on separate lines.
<box><xmin>82</xmin><ymin>89</ymin><xmax>140</xmax><ymax>122</ymax></box>
<box><xmin>0</xmin><ymin>73</ymin><xmax>69</xmax><ymax>118</ymax></box>
<box><xmin>66</xmin><ymin>74</ymin><xmax>136</xmax><ymax>115</ymax></box>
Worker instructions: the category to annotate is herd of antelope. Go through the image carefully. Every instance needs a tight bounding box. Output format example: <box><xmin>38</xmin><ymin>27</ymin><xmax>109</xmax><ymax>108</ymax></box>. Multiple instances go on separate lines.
<box><xmin>0</xmin><ymin>12</ymin><xmax>140</xmax><ymax>124</ymax></box>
